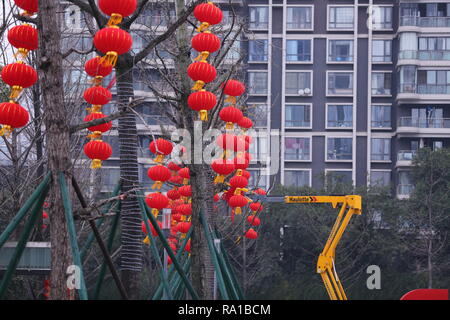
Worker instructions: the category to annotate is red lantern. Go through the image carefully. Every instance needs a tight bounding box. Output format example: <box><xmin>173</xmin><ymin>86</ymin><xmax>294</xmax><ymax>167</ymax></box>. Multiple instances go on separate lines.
<box><xmin>219</xmin><ymin>106</ymin><xmax>243</xmax><ymax>130</ymax></box>
<box><xmin>192</xmin><ymin>32</ymin><xmax>221</xmax><ymax>61</ymax></box>
<box><xmin>245</xmin><ymin>228</ymin><xmax>258</xmax><ymax>240</ymax></box>
<box><xmin>216</xmin><ymin>133</ymin><xmax>236</xmax><ymax>152</ymax></box>
<box><xmin>167</xmin><ymin>161</ymin><xmax>181</xmax><ymax>172</ymax></box>
<box><xmin>184</xmin><ymin>239</ymin><xmax>191</xmax><ymax>253</ymax></box>
<box><xmin>83</xmin><ymin>113</ymin><xmax>112</xmax><ymax>138</ymax></box>
<box><xmin>230</xmin><ymin>176</ymin><xmax>248</xmax><ymax>189</ymax></box>
<box><xmin>179</xmin><ymin>203</ymin><xmax>192</xmax><ymax>216</ymax></box>
<box><xmin>223</xmin><ymin>80</ymin><xmax>245</xmax><ymax>97</ymax></box>
<box><xmin>178</xmin><ymin>167</ymin><xmax>190</xmax><ymax>184</ymax></box>
<box><xmin>147</xmin><ymin>165</ymin><xmax>171</xmax><ymax>189</ymax></box>
<box><xmin>238</xmin><ymin>117</ymin><xmax>253</xmax><ymax>130</ymax></box>
<box><xmin>187</xmin><ymin>62</ymin><xmax>217</xmax><ymax>90</ymax></box>
<box><xmin>228</xmin><ymin>194</ymin><xmax>248</xmax><ymax>214</ymax></box>
<box><xmin>1</xmin><ymin>62</ymin><xmax>37</xmax><ymax>98</ymax></box>
<box><xmin>94</xmin><ymin>27</ymin><xmax>133</xmax><ymax>67</ymax></box>
<box><xmin>172</xmin><ymin>213</ymin><xmax>182</xmax><ymax>222</ymax></box>
<box><xmin>247</xmin><ymin>215</ymin><xmax>261</xmax><ymax>227</ymax></box>
<box><xmin>145</xmin><ymin>192</ymin><xmax>169</xmax><ymax>217</ymax></box>
<box><xmin>167</xmin><ymin>188</ymin><xmax>181</xmax><ymax>201</ymax></box>
<box><xmin>178</xmin><ymin>222</ymin><xmax>192</xmax><ymax>234</ymax></box>
<box><xmin>194</xmin><ymin>3</ymin><xmax>223</xmax><ymax>27</ymax></box>
<box><xmin>249</xmin><ymin>202</ymin><xmax>264</xmax><ymax>214</ymax></box>
<box><xmin>42</xmin><ymin>211</ymin><xmax>49</xmax><ymax>219</ymax></box>
<box><xmin>85</xmin><ymin>57</ymin><xmax>113</xmax><ymax>80</ymax></box>
<box><xmin>0</xmin><ymin>102</ymin><xmax>29</xmax><ymax>136</ymax></box>
<box><xmin>254</xmin><ymin>188</ymin><xmax>267</xmax><ymax>196</ymax></box>
<box><xmin>178</xmin><ymin>185</ymin><xmax>192</xmax><ymax>198</ymax></box>
<box><xmin>7</xmin><ymin>24</ymin><xmax>38</xmax><ymax>57</ymax></box>
<box><xmin>141</xmin><ymin>220</ymin><xmax>162</xmax><ymax>237</ymax></box>
<box><xmin>83</xmin><ymin>86</ymin><xmax>112</xmax><ymax>106</ymax></box>
<box><xmin>99</xmin><ymin>0</ymin><xmax>137</xmax><ymax>25</ymax></box>
<box><xmin>213</xmin><ymin>194</ymin><xmax>220</xmax><ymax>202</ymax></box>
<box><xmin>84</xmin><ymin>140</ymin><xmax>112</xmax><ymax>169</ymax></box>
<box><xmin>14</xmin><ymin>0</ymin><xmax>38</xmax><ymax>14</ymax></box>
<box><xmin>149</xmin><ymin>138</ymin><xmax>173</xmax><ymax>163</ymax></box>
<box><xmin>211</xmin><ymin>158</ymin><xmax>235</xmax><ymax>183</ymax></box>
<box><xmin>234</xmin><ymin>156</ymin><xmax>249</xmax><ymax>170</ymax></box>
<box><xmin>187</xmin><ymin>90</ymin><xmax>217</xmax><ymax>121</ymax></box>
<box><xmin>169</xmin><ymin>174</ymin><xmax>183</xmax><ymax>185</ymax></box>
<box><xmin>238</xmin><ymin>170</ymin><xmax>251</xmax><ymax>180</ymax></box>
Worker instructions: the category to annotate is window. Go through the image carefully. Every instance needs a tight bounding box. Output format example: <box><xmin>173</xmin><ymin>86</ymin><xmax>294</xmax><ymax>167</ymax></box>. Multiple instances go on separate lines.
<box><xmin>285</xmin><ymin>170</ymin><xmax>310</xmax><ymax>187</ymax></box>
<box><xmin>328</xmin><ymin>6</ymin><xmax>354</xmax><ymax>29</ymax></box>
<box><xmin>371</xmin><ymin>138</ymin><xmax>391</xmax><ymax>161</ymax></box>
<box><xmin>372</xmin><ymin>73</ymin><xmax>392</xmax><ymax>95</ymax></box>
<box><xmin>328</xmin><ymin>40</ymin><xmax>353</xmax><ymax>62</ymax></box>
<box><xmin>101</xmin><ymin>168</ymin><xmax>120</xmax><ymax>190</ymax></box>
<box><xmin>65</xmin><ymin>5</ymin><xmax>86</xmax><ymax>29</ymax></box>
<box><xmin>286</xmin><ymin>40</ymin><xmax>311</xmax><ymax>62</ymax></box>
<box><xmin>247</xmin><ymin>104</ymin><xmax>268</xmax><ymax>127</ymax></box>
<box><xmin>249</xmin><ymin>7</ymin><xmax>269</xmax><ymax>29</ymax></box>
<box><xmin>372</xmin><ymin>105</ymin><xmax>391</xmax><ymax>128</ymax></box>
<box><xmin>249</xmin><ymin>136</ymin><xmax>269</xmax><ymax>162</ymax></box>
<box><xmin>248</xmin><ymin>170</ymin><xmax>267</xmax><ymax>189</ymax></box>
<box><xmin>327</xmin><ymin>105</ymin><xmax>353</xmax><ymax>128</ymax></box>
<box><xmin>285</xmin><ymin>105</ymin><xmax>311</xmax><ymax>128</ymax></box>
<box><xmin>398</xmin><ymin>171</ymin><xmax>413</xmax><ymax>195</ymax></box>
<box><xmin>327</xmin><ymin>138</ymin><xmax>352</xmax><ymax>160</ymax></box>
<box><xmin>285</xmin><ymin>138</ymin><xmax>310</xmax><ymax>161</ymax></box>
<box><xmin>370</xmin><ymin>171</ymin><xmax>391</xmax><ymax>187</ymax></box>
<box><xmin>224</xmin><ymin>33</ymin><xmax>241</xmax><ymax>62</ymax></box>
<box><xmin>248</xmin><ymin>72</ymin><xmax>268</xmax><ymax>94</ymax></box>
<box><xmin>285</xmin><ymin>72</ymin><xmax>311</xmax><ymax>95</ymax></box>
<box><xmin>418</xmin><ymin>37</ymin><xmax>450</xmax><ymax>60</ymax></box>
<box><xmin>326</xmin><ymin>171</ymin><xmax>353</xmax><ymax>187</ymax></box>
<box><xmin>372</xmin><ymin>40</ymin><xmax>392</xmax><ymax>62</ymax></box>
<box><xmin>399</xmin><ymin>66</ymin><xmax>417</xmax><ymax>93</ymax></box>
<box><xmin>249</xmin><ymin>40</ymin><xmax>268</xmax><ymax>61</ymax></box>
<box><xmin>371</xmin><ymin>6</ymin><xmax>393</xmax><ymax>29</ymax></box>
<box><xmin>328</xmin><ymin>72</ymin><xmax>353</xmax><ymax>95</ymax></box>
<box><xmin>417</xmin><ymin>70</ymin><xmax>450</xmax><ymax>94</ymax></box>
<box><xmin>287</xmin><ymin>7</ymin><xmax>312</xmax><ymax>30</ymax></box>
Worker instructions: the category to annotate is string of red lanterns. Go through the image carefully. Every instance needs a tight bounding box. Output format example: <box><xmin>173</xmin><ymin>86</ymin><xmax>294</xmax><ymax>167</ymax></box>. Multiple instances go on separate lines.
<box><xmin>0</xmin><ymin>0</ymin><xmax>39</xmax><ymax>137</ymax></box>
<box><xmin>82</xmin><ymin>1</ymin><xmax>137</xmax><ymax>169</ymax></box>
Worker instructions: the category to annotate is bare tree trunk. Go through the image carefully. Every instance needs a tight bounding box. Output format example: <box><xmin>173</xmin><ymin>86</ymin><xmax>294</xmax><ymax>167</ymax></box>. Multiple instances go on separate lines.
<box><xmin>38</xmin><ymin>0</ymin><xmax>72</xmax><ymax>300</ymax></box>
<box><xmin>116</xmin><ymin>56</ymin><xmax>143</xmax><ymax>299</ymax></box>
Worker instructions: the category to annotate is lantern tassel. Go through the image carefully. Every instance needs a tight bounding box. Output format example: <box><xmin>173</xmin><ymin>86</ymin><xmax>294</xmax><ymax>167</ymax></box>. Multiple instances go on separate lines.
<box><xmin>100</xmin><ymin>52</ymin><xmax>118</xmax><ymax>67</ymax></box>
<box><xmin>236</xmin><ymin>169</ymin><xmax>243</xmax><ymax>176</ymax></box>
<box><xmin>107</xmin><ymin>13</ymin><xmax>123</xmax><ymax>27</ymax></box>
<box><xmin>143</xmin><ymin>235</ymin><xmax>150</xmax><ymax>245</ymax></box>
<box><xmin>214</xmin><ymin>175</ymin><xmax>225</xmax><ymax>184</ymax></box>
<box><xmin>87</xmin><ymin>105</ymin><xmax>102</xmax><ymax>113</ymax></box>
<box><xmin>183</xmin><ymin>178</ymin><xmax>189</xmax><ymax>185</ymax></box>
<box><xmin>151</xmin><ymin>181</ymin><xmax>163</xmax><ymax>190</ymax></box>
<box><xmin>225</xmin><ymin>96</ymin><xmax>237</xmax><ymax>104</ymax></box>
<box><xmin>152</xmin><ymin>209</ymin><xmax>159</xmax><ymax>218</ymax></box>
<box><xmin>153</xmin><ymin>154</ymin><xmax>165</xmax><ymax>163</ymax></box>
<box><xmin>235</xmin><ymin>207</ymin><xmax>242</xmax><ymax>215</ymax></box>
<box><xmin>192</xmin><ymin>80</ymin><xmax>205</xmax><ymax>91</ymax></box>
<box><xmin>199</xmin><ymin>110</ymin><xmax>208</xmax><ymax>121</ymax></box>
<box><xmin>9</xmin><ymin>86</ymin><xmax>23</xmax><ymax>100</ymax></box>
<box><xmin>87</xmin><ymin>131</ymin><xmax>102</xmax><ymax>140</ymax></box>
<box><xmin>194</xmin><ymin>51</ymin><xmax>210</xmax><ymax>62</ymax></box>
<box><xmin>196</xmin><ymin>22</ymin><xmax>211</xmax><ymax>32</ymax></box>
<box><xmin>225</xmin><ymin>122</ymin><xmax>234</xmax><ymax>130</ymax></box>
<box><xmin>91</xmin><ymin>159</ymin><xmax>102</xmax><ymax>169</ymax></box>
<box><xmin>13</xmin><ymin>48</ymin><xmax>29</xmax><ymax>60</ymax></box>
<box><xmin>91</xmin><ymin>76</ymin><xmax>104</xmax><ymax>86</ymax></box>
<box><xmin>0</xmin><ymin>125</ymin><xmax>13</xmax><ymax>138</ymax></box>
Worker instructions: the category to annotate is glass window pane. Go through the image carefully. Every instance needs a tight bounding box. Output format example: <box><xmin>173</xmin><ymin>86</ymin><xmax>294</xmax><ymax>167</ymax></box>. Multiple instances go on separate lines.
<box><xmin>327</xmin><ymin>138</ymin><xmax>352</xmax><ymax>160</ymax></box>
<box><xmin>286</xmin><ymin>40</ymin><xmax>311</xmax><ymax>62</ymax></box>
<box><xmin>287</xmin><ymin>7</ymin><xmax>312</xmax><ymax>29</ymax></box>
<box><xmin>327</xmin><ymin>105</ymin><xmax>353</xmax><ymax>127</ymax></box>
<box><xmin>285</xmin><ymin>105</ymin><xmax>311</xmax><ymax>127</ymax></box>
<box><xmin>285</xmin><ymin>138</ymin><xmax>310</xmax><ymax>160</ymax></box>
<box><xmin>285</xmin><ymin>170</ymin><xmax>310</xmax><ymax>187</ymax></box>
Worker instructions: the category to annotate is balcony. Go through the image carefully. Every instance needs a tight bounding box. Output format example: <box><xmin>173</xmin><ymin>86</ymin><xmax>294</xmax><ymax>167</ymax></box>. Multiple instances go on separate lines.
<box><xmin>399</xmin><ymin>50</ymin><xmax>450</xmax><ymax>61</ymax></box>
<box><xmin>396</xmin><ymin>150</ymin><xmax>416</xmax><ymax>167</ymax></box>
<box><xmin>398</xmin><ymin>83</ymin><xmax>450</xmax><ymax>101</ymax></box>
<box><xmin>397</xmin><ymin>184</ymin><xmax>413</xmax><ymax>199</ymax></box>
<box><xmin>397</xmin><ymin>117</ymin><xmax>450</xmax><ymax>137</ymax></box>
<box><xmin>400</xmin><ymin>16</ymin><xmax>450</xmax><ymax>28</ymax></box>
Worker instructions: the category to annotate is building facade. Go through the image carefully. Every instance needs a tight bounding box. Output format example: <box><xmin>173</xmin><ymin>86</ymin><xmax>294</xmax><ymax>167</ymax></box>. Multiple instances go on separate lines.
<box><xmin>244</xmin><ymin>0</ymin><xmax>450</xmax><ymax>197</ymax></box>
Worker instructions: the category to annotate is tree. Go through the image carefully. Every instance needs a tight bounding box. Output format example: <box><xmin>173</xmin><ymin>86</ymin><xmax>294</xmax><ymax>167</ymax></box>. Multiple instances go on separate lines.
<box><xmin>403</xmin><ymin>147</ymin><xmax>450</xmax><ymax>289</ymax></box>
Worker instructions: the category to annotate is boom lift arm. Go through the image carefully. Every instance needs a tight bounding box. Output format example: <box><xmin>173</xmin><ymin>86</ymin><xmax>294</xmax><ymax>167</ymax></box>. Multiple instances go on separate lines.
<box><xmin>253</xmin><ymin>195</ymin><xmax>362</xmax><ymax>300</ymax></box>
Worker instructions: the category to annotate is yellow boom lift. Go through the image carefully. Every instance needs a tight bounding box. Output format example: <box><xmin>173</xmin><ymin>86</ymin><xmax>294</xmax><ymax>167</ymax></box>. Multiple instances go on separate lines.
<box><xmin>257</xmin><ymin>195</ymin><xmax>362</xmax><ymax>300</ymax></box>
